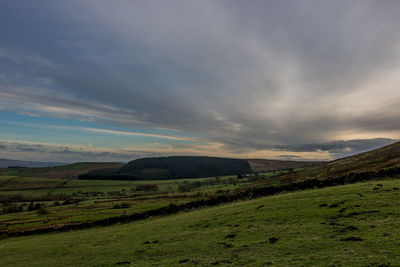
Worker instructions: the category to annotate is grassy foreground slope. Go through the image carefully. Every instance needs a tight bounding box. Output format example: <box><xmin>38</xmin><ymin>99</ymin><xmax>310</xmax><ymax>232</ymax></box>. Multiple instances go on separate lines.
<box><xmin>1</xmin><ymin>178</ymin><xmax>400</xmax><ymax>266</ymax></box>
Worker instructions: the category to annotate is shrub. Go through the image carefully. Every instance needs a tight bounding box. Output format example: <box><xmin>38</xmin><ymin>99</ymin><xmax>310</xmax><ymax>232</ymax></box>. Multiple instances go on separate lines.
<box><xmin>113</xmin><ymin>203</ymin><xmax>131</xmax><ymax>209</ymax></box>
<box><xmin>62</xmin><ymin>200</ymin><xmax>72</xmax><ymax>205</ymax></box>
<box><xmin>227</xmin><ymin>177</ymin><xmax>238</xmax><ymax>185</ymax></box>
<box><xmin>28</xmin><ymin>202</ymin><xmax>35</xmax><ymax>211</ymax></box>
<box><xmin>37</xmin><ymin>207</ymin><xmax>50</xmax><ymax>215</ymax></box>
<box><xmin>135</xmin><ymin>184</ymin><xmax>159</xmax><ymax>192</ymax></box>
<box><xmin>2</xmin><ymin>203</ymin><xmax>23</xmax><ymax>214</ymax></box>
<box><xmin>178</xmin><ymin>184</ymin><xmax>192</xmax><ymax>192</ymax></box>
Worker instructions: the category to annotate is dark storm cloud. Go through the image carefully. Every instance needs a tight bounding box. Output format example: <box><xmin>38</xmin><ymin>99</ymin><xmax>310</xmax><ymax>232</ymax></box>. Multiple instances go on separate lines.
<box><xmin>1</xmin><ymin>0</ymin><xmax>400</xmax><ymax>158</ymax></box>
<box><xmin>275</xmin><ymin>138</ymin><xmax>397</xmax><ymax>157</ymax></box>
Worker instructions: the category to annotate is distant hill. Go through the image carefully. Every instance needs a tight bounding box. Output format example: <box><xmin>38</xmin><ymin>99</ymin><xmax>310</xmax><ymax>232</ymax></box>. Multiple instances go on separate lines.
<box><xmin>0</xmin><ymin>162</ymin><xmax>124</xmax><ymax>179</ymax></box>
<box><xmin>250</xmin><ymin>141</ymin><xmax>400</xmax><ymax>187</ymax></box>
<box><xmin>0</xmin><ymin>159</ymin><xmax>65</xmax><ymax>168</ymax></box>
<box><xmin>246</xmin><ymin>159</ymin><xmax>323</xmax><ymax>172</ymax></box>
<box><xmin>80</xmin><ymin>156</ymin><xmax>252</xmax><ymax>180</ymax></box>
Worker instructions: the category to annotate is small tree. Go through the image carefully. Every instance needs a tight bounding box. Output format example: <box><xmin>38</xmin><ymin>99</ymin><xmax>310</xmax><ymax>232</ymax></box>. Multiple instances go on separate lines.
<box><xmin>178</xmin><ymin>184</ymin><xmax>191</xmax><ymax>192</ymax></box>
<box><xmin>37</xmin><ymin>206</ymin><xmax>49</xmax><ymax>215</ymax></box>
<box><xmin>28</xmin><ymin>202</ymin><xmax>35</xmax><ymax>211</ymax></box>
<box><xmin>34</xmin><ymin>203</ymin><xmax>42</xmax><ymax>210</ymax></box>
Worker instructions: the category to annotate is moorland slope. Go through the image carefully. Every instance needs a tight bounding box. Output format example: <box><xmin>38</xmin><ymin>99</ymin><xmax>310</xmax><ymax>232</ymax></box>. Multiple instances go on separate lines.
<box><xmin>247</xmin><ymin>158</ymin><xmax>323</xmax><ymax>172</ymax></box>
<box><xmin>0</xmin><ymin>162</ymin><xmax>124</xmax><ymax>179</ymax></box>
<box><xmin>252</xmin><ymin>141</ymin><xmax>400</xmax><ymax>187</ymax></box>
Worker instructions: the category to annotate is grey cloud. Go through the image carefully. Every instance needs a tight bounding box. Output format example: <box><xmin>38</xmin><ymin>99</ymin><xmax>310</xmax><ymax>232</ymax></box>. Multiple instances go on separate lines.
<box><xmin>1</xmin><ymin>1</ymin><xmax>400</xmax><ymax>159</ymax></box>
<box><xmin>275</xmin><ymin>138</ymin><xmax>397</xmax><ymax>158</ymax></box>
<box><xmin>48</xmin><ymin>148</ymin><xmax>164</xmax><ymax>162</ymax></box>
<box><xmin>276</xmin><ymin>155</ymin><xmax>301</xmax><ymax>159</ymax></box>
<box><xmin>15</xmin><ymin>146</ymin><xmax>42</xmax><ymax>152</ymax></box>
<box><xmin>51</xmin><ymin>149</ymin><xmax>107</xmax><ymax>157</ymax></box>
<box><xmin>0</xmin><ymin>141</ymin><xmax>145</xmax><ymax>162</ymax></box>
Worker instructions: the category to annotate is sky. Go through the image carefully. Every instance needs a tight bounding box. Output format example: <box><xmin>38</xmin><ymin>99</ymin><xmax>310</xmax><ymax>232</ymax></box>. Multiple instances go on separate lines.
<box><xmin>0</xmin><ymin>0</ymin><xmax>399</xmax><ymax>163</ymax></box>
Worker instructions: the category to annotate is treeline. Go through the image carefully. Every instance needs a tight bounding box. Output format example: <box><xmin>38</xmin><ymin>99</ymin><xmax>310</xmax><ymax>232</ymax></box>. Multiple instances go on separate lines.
<box><xmin>79</xmin><ymin>156</ymin><xmax>252</xmax><ymax>180</ymax></box>
<box><xmin>78</xmin><ymin>168</ymin><xmax>136</xmax><ymax>180</ymax></box>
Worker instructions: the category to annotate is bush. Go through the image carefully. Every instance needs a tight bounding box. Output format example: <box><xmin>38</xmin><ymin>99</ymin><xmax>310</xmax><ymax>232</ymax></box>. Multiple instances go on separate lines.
<box><xmin>37</xmin><ymin>207</ymin><xmax>49</xmax><ymax>215</ymax></box>
<box><xmin>28</xmin><ymin>202</ymin><xmax>35</xmax><ymax>211</ymax></box>
<box><xmin>178</xmin><ymin>184</ymin><xmax>192</xmax><ymax>192</ymax></box>
<box><xmin>2</xmin><ymin>203</ymin><xmax>23</xmax><ymax>214</ymax></box>
<box><xmin>113</xmin><ymin>202</ymin><xmax>131</xmax><ymax>209</ymax></box>
<box><xmin>227</xmin><ymin>177</ymin><xmax>238</xmax><ymax>185</ymax></box>
<box><xmin>34</xmin><ymin>203</ymin><xmax>42</xmax><ymax>210</ymax></box>
<box><xmin>62</xmin><ymin>200</ymin><xmax>73</xmax><ymax>205</ymax></box>
<box><xmin>135</xmin><ymin>184</ymin><xmax>159</xmax><ymax>192</ymax></box>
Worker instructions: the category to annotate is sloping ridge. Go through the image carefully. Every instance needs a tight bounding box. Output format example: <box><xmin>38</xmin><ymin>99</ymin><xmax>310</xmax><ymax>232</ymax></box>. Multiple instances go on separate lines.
<box><xmin>0</xmin><ymin>162</ymin><xmax>124</xmax><ymax>179</ymax></box>
<box><xmin>323</xmin><ymin>141</ymin><xmax>400</xmax><ymax>174</ymax></box>
<box><xmin>247</xmin><ymin>159</ymin><xmax>323</xmax><ymax>172</ymax></box>
<box><xmin>0</xmin><ymin>159</ymin><xmax>64</xmax><ymax>168</ymax></box>
<box><xmin>253</xmin><ymin>141</ymin><xmax>400</xmax><ymax>186</ymax></box>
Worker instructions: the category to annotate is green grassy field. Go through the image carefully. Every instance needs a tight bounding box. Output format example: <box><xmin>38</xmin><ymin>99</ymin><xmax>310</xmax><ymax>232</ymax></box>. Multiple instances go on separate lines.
<box><xmin>1</xmin><ymin>178</ymin><xmax>399</xmax><ymax>266</ymax></box>
<box><xmin>0</xmin><ymin>174</ymin><xmax>251</xmax><ymax>234</ymax></box>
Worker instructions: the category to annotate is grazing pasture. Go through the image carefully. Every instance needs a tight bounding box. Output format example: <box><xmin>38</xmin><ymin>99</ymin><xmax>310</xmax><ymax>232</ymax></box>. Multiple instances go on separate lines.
<box><xmin>0</xmin><ymin>173</ymin><xmax>254</xmax><ymax>235</ymax></box>
<box><xmin>1</xmin><ymin>178</ymin><xmax>399</xmax><ymax>266</ymax></box>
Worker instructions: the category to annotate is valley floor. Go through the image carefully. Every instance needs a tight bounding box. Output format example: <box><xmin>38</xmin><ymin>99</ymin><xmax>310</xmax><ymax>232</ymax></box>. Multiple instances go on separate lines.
<box><xmin>1</xmin><ymin>179</ymin><xmax>400</xmax><ymax>266</ymax></box>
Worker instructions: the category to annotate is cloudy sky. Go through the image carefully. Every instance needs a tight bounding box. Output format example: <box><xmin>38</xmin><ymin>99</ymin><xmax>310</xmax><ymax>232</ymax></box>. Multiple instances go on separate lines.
<box><xmin>0</xmin><ymin>0</ymin><xmax>399</xmax><ymax>163</ymax></box>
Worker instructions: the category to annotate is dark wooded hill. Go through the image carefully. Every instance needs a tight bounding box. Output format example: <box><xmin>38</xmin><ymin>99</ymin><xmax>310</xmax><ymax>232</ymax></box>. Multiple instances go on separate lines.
<box><xmin>79</xmin><ymin>156</ymin><xmax>252</xmax><ymax>180</ymax></box>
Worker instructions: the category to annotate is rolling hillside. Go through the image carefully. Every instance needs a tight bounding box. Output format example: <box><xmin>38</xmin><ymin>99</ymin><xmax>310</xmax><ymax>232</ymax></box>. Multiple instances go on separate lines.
<box><xmin>1</xmin><ymin>143</ymin><xmax>400</xmax><ymax>266</ymax></box>
<box><xmin>0</xmin><ymin>158</ymin><xmax>323</xmax><ymax>180</ymax></box>
<box><xmin>1</xmin><ymin>179</ymin><xmax>399</xmax><ymax>266</ymax></box>
<box><xmin>253</xmin><ymin>141</ymin><xmax>400</xmax><ymax>187</ymax></box>
<box><xmin>247</xmin><ymin>159</ymin><xmax>323</xmax><ymax>172</ymax></box>
<box><xmin>0</xmin><ymin>162</ymin><xmax>124</xmax><ymax>179</ymax></box>
<box><xmin>0</xmin><ymin>159</ymin><xmax>64</xmax><ymax>168</ymax></box>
